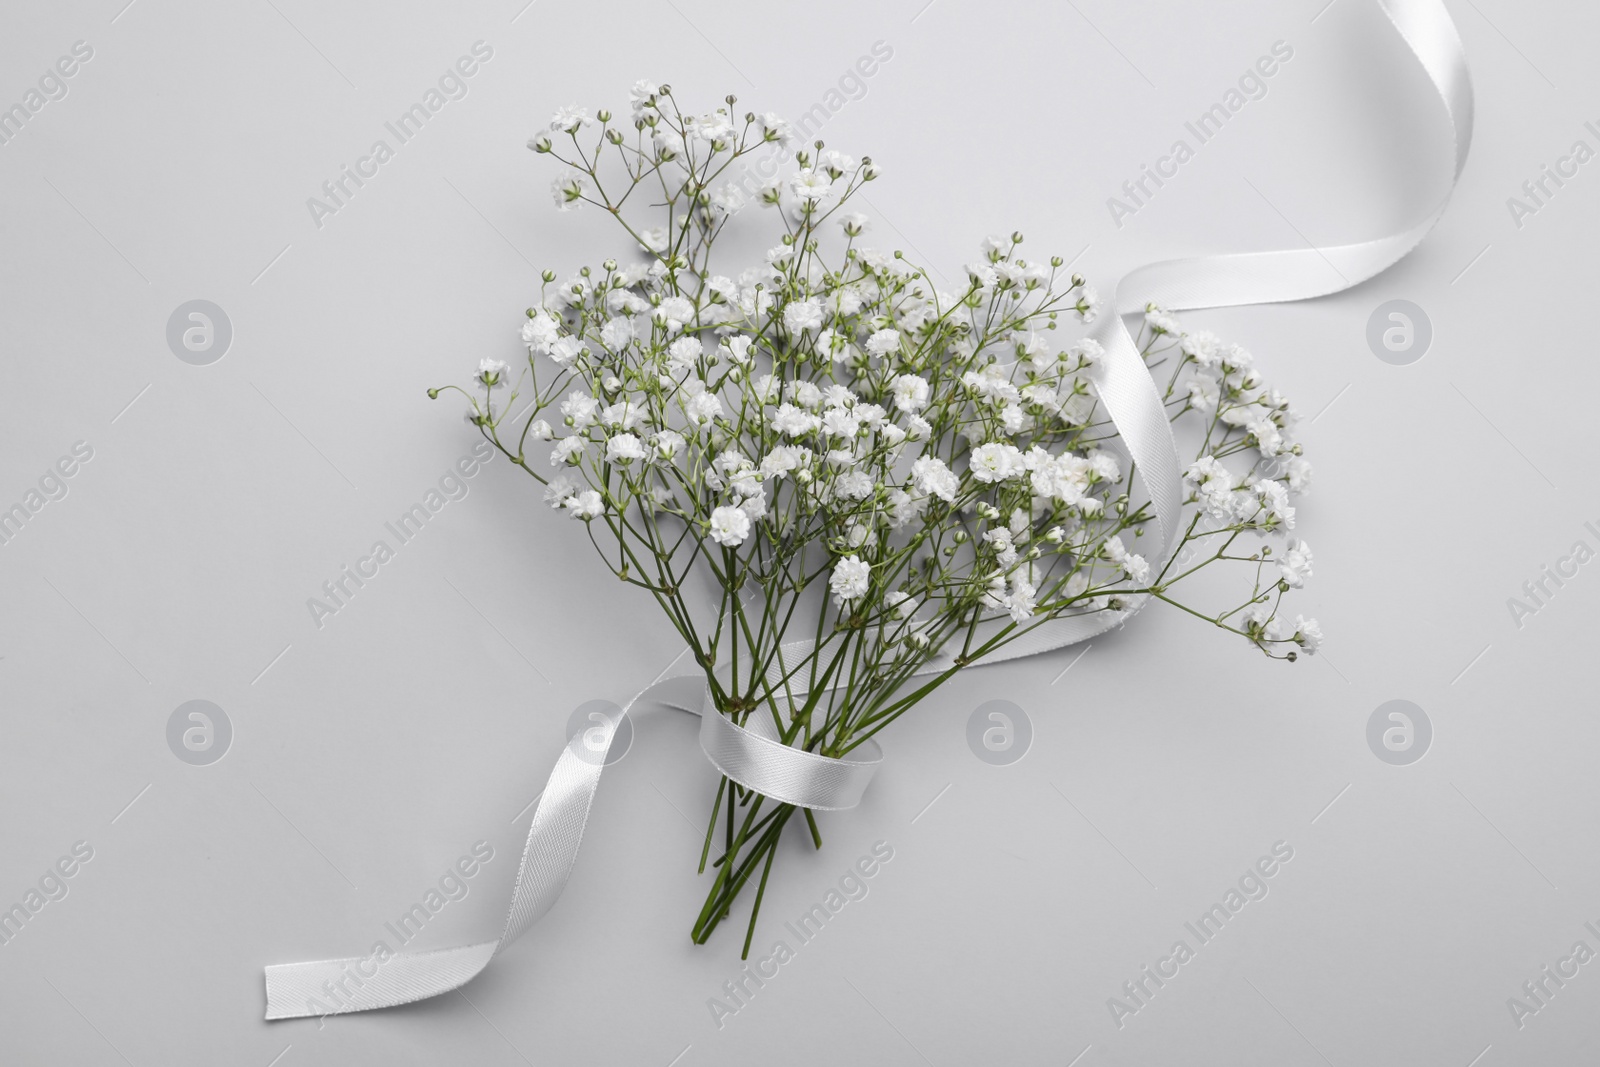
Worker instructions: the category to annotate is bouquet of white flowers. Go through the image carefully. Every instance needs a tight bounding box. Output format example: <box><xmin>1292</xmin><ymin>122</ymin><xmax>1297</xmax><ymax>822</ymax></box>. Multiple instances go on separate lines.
<box><xmin>434</xmin><ymin>81</ymin><xmax>1319</xmax><ymax>956</ymax></box>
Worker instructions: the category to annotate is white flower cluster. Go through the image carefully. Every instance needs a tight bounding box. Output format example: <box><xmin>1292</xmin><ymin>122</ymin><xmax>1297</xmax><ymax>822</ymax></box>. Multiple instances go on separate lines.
<box><xmin>446</xmin><ymin>82</ymin><xmax>1321</xmax><ymax>724</ymax></box>
<box><xmin>439</xmin><ymin>82</ymin><xmax>1325</xmax><ymax>948</ymax></box>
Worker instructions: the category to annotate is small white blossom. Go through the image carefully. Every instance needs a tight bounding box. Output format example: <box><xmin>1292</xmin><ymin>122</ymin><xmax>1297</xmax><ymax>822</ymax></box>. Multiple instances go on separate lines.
<box><xmin>601</xmin><ymin>317</ymin><xmax>635</xmax><ymax>350</ymax></box>
<box><xmin>1104</xmin><ymin>536</ymin><xmax>1151</xmax><ymax>585</ymax></box>
<box><xmin>839</xmin><ymin>212</ymin><xmax>870</xmax><ymax>236</ymax></box>
<box><xmin>477</xmin><ymin>359</ymin><xmax>510</xmax><ymax>388</ymax></box>
<box><xmin>1293</xmin><ymin>615</ymin><xmax>1323</xmax><ymax>654</ymax></box>
<box><xmin>911</xmin><ymin>456</ymin><xmax>959</xmax><ymax>502</ymax></box>
<box><xmin>783</xmin><ymin>298</ymin><xmax>824</xmax><ymax>333</ymax></box>
<box><xmin>542</xmin><ymin>476</ymin><xmax>577</xmax><ymax>509</ymax></box>
<box><xmin>1278</xmin><ymin>540</ymin><xmax>1313</xmax><ymax>587</ymax></box>
<box><xmin>549</xmin><ymin>106</ymin><xmax>593</xmax><ymax>133</ymax></box>
<box><xmin>550</xmin><ymin>436</ymin><xmax>586</xmax><ymax>466</ymax></box>
<box><xmin>552</xmin><ymin>175</ymin><xmax>587</xmax><ymax>211</ymax></box>
<box><xmin>522</xmin><ymin>311</ymin><xmax>561</xmax><ymax>354</ymax></box>
<box><xmin>790</xmin><ymin>169</ymin><xmax>833</xmax><ymax>202</ymax></box>
<box><xmin>655</xmin><ymin>295</ymin><xmax>694</xmax><ymax>329</ymax></box>
<box><xmin>829</xmin><ymin>555</ymin><xmax>871</xmax><ymax>604</ymax></box>
<box><xmin>866</xmin><ymin>329</ymin><xmax>902</xmax><ymax>358</ymax></box>
<box><xmin>564</xmin><ymin>489</ymin><xmax>603</xmax><ymax>519</ymax></box>
<box><xmin>651</xmin><ymin>429</ymin><xmax>686</xmax><ymax>461</ymax></box>
<box><xmin>549</xmin><ymin>335</ymin><xmax>587</xmax><ymax>366</ymax></box>
<box><xmin>709</xmin><ymin>505</ymin><xmax>752</xmax><ymax>546</ymax></box>
<box><xmin>606</xmin><ymin>433</ymin><xmax>646</xmax><ymax>464</ymax></box>
<box><xmin>686</xmin><ymin>391</ymin><xmax>723</xmax><ymax>427</ymax></box>
<box><xmin>969</xmin><ymin>443</ymin><xmax>1026</xmax><ymax>483</ymax></box>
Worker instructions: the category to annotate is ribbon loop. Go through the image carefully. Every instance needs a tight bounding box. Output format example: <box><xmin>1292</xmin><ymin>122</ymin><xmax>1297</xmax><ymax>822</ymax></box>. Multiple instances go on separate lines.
<box><xmin>698</xmin><ymin>709</ymin><xmax>882</xmax><ymax>811</ymax></box>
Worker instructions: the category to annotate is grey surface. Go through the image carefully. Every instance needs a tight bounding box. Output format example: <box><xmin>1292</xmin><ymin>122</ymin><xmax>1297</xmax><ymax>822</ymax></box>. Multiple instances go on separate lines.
<box><xmin>1</xmin><ymin>0</ymin><xmax>1596</xmax><ymax>1064</ymax></box>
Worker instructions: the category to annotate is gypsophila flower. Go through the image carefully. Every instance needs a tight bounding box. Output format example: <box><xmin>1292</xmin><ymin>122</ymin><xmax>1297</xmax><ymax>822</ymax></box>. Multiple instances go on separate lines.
<box><xmin>564</xmin><ymin>489</ymin><xmax>603</xmax><ymax>519</ymax></box>
<box><xmin>606</xmin><ymin>433</ymin><xmax>646</xmax><ymax>464</ymax></box>
<box><xmin>549</xmin><ymin>335</ymin><xmax>586</xmax><ymax>366</ymax></box>
<box><xmin>1145</xmin><ymin>306</ymin><xmax>1182</xmax><ymax>334</ymax></box>
<box><xmin>542</xmin><ymin>476</ymin><xmax>576</xmax><ymax>508</ymax></box>
<box><xmin>759</xmin><ymin>112</ymin><xmax>794</xmax><ymax>145</ymax></box>
<box><xmin>667</xmin><ymin>335</ymin><xmax>704</xmax><ymax>374</ymax></box>
<box><xmin>549</xmin><ymin>105</ymin><xmax>593</xmax><ymax>133</ymax></box>
<box><xmin>601</xmin><ymin>317</ymin><xmax>635</xmax><ymax>350</ymax></box>
<box><xmin>477</xmin><ymin>359</ymin><xmax>510</xmax><ymax>388</ymax></box>
<box><xmin>552</xmin><ymin>175</ymin><xmax>587</xmax><ymax>211</ymax></box>
<box><xmin>1293</xmin><ymin>615</ymin><xmax>1323</xmax><ymax>654</ymax></box>
<box><xmin>639</xmin><ymin>227</ymin><xmax>669</xmax><ymax>255</ymax></box>
<box><xmin>829</xmin><ymin>555</ymin><xmax>871</xmax><ymax>604</ymax></box>
<box><xmin>650</xmin><ymin>429</ymin><xmax>686</xmax><ymax>461</ymax></box>
<box><xmin>560</xmin><ymin>391</ymin><xmax>599</xmax><ymax>429</ymax></box>
<box><xmin>891</xmin><ymin>373</ymin><xmax>930</xmax><ymax>413</ymax></box>
<box><xmin>969</xmin><ymin>443</ymin><xmax>1025</xmax><ymax>483</ymax></box>
<box><xmin>686</xmin><ymin>391</ymin><xmax>723</xmax><ymax>427</ymax></box>
<box><xmin>523</xmin><ymin>310</ymin><xmax>561</xmax><ymax>353</ymax></box>
<box><xmin>911</xmin><ymin>455</ymin><xmax>959</xmax><ymax>502</ymax></box>
<box><xmin>1076</xmin><ymin>286</ymin><xmax>1102</xmax><ymax>322</ymax></box>
<box><xmin>790</xmin><ymin>169</ymin><xmax>833</xmax><ymax>203</ymax></box>
<box><xmin>840</xmin><ymin>212</ymin><xmax>870</xmax><ymax>236</ymax></box>
<box><xmin>866</xmin><ymin>329</ymin><xmax>902</xmax><ymax>358</ymax></box>
<box><xmin>656</xmin><ymin>295</ymin><xmax>694</xmax><ymax>329</ymax></box>
<box><xmin>783</xmin><ymin>298</ymin><xmax>824</xmax><ymax>333</ymax></box>
<box><xmin>1104</xmin><ymin>536</ymin><xmax>1151</xmax><ymax>585</ymax></box>
<box><xmin>440</xmin><ymin>80</ymin><xmax>1321</xmax><ymax>948</ymax></box>
<box><xmin>550</xmin><ymin>436</ymin><xmax>586</xmax><ymax>466</ymax></box>
<box><xmin>709</xmin><ymin>505</ymin><xmax>752</xmax><ymax>546</ymax></box>
<box><xmin>1278</xmin><ymin>539</ymin><xmax>1313</xmax><ymax>587</ymax></box>
<box><xmin>629</xmin><ymin>80</ymin><xmax>659</xmax><ymax>119</ymax></box>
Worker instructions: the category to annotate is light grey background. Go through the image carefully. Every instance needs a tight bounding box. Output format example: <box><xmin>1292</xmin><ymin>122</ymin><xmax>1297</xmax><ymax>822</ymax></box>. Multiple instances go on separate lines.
<box><xmin>1</xmin><ymin>0</ymin><xmax>1595</xmax><ymax>1064</ymax></box>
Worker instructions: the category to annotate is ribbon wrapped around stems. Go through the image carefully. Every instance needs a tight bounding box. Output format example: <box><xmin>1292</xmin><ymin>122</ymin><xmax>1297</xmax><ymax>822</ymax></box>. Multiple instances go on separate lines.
<box><xmin>264</xmin><ymin>0</ymin><xmax>1471</xmax><ymax>1020</ymax></box>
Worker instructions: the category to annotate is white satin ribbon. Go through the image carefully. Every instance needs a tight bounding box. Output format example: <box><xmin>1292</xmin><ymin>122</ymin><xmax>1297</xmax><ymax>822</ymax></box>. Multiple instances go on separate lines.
<box><xmin>264</xmin><ymin>0</ymin><xmax>1471</xmax><ymax>1019</ymax></box>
